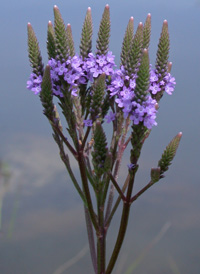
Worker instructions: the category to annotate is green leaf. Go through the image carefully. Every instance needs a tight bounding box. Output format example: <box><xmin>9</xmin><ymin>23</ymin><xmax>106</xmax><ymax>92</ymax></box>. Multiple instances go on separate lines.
<box><xmin>120</xmin><ymin>17</ymin><xmax>134</xmax><ymax>67</ymax></box>
<box><xmin>92</xmin><ymin>121</ymin><xmax>108</xmax><ymax>177</ymax></box>
<box><xmin>80</xmin><ymin>7</ymin><xmax>93</xmax><ymax>59</ymax></box>
<box><xmin>40</xmin><ymin>65</ymin><xmax>54</xmax><ymax>118</ymax></box>
<box><xmin>47</xmin><ymin>21</ymin><xmax>56</xmax><ymax>59</ymax></box>
<box><xmin>54</xmin><ymin>5</ymin><xmax>69</xmax><ymax>61</ymax></box>
<box><xmin>158</xmin><ymin>132</ymin><xmax>182</xmax><ymax>177</ymax></box>
<box><xmin>27</xmin><ymin>23</ymin><xmax>43</xmax><ymax>76</ymax></box>
<box><xmin>96</xmin><ymin>5</ymin><xmax>110</xmax><ymax>56</ymax></box>
<box><xmin>134</xmin><ymin>49</ymin><xmax>150</xmax><ymax>102</ymax></box>
<box><xmin>66</xmin><ymin>24</ymin><xmax>75</xmax><ymax>57</ymax></box>
<box><xmin>126</xmin><ymin>22</ymin><xmax>143</xmax><ymax>76</ymax></box>
<box><xmin>143</xmin><ymin>13</ymin><xmax>151</xmax><ymax>49</ymax></box>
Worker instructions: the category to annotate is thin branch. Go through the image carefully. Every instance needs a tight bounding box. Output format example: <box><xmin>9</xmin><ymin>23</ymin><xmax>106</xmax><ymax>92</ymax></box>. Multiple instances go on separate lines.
<box><xmin>130</xmin><ymin>180</ymin><xmax>154</xmax><ymax>204</ymax></box>
<box><xmin>109</xmin><ymin>172</ymin><xmax>126</xmax><ymax>201</ymax></box>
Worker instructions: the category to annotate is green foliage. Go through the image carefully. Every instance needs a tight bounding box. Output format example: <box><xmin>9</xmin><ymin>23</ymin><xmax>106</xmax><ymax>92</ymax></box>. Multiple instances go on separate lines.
<box><xmin>134</xmin><ymin>49</ymin><xmax>150</xmax><ymax>102</ymax></box>
<box><xmin>143</xmin><ymin>14</ymin><xmax>151</xmax><ymax>49</ymax></box>
<box><xmin>54</xmin><ymin>5</ymin><xmax>69</xmax><ymax>61</ymax></box>
<box><xmin>80</xmin><ymin>7</ymin><xmax>93</xmax><ymax>59</ymax></box>
<box><xmin>47</xmin><ymin>21</ymin><xmax>56</xmax><ymax>59</ymax></box>
<box><xmin>40</xmin><ymin>65</ymin><xmax>54</xmax><ymax>118</ymax></box>
<box><xmin>92</xmin><ymin>121</ymin><xmax>108</xmax><ymax>177</ymax></box>
<box><xmin>27</xmin><ymin>23</ymin><xmax>43</xmax><ymax>76</ymax></box>
<box><xmin>158</xmin><ymin>132</ymin><xmax>182</xmax><ymax>177</ymax></box>
<box><xmin>126</xmin><ymin>22</ymin><xmax>143</xmax><ymax>76</ymax></box>
<box><xmin>96</xmin><ymin>5</ymin><xmax>110</xmax><ymax>56</ymax></box>
<box><xmin>121</xmin><ymin>17</ymin><xmax>134</xmax><ymax>67</ymax></box>
<box><xmin>66</xmin><ymin>24</ymin><xmax>75</xmax><ymax>57</ymax></box>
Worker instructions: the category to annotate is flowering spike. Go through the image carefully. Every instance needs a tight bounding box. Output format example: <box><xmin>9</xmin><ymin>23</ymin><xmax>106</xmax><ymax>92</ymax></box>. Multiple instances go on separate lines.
<box><xmin>151</xmin><ymin>167</ymin><xmax>161</xmax><ymax>183</ymax></box>
<box><xmin>80</xmin><ymin>7</ymin><xmax>93</xmax><ymax>59</ymax></box>
<box><xmin>120</xmin><ymin>17</ymin><xmax>134</xmax><ymax>67</ymax></box>
<box><xmin>66</xmin><ymin>24</ymin><xmax>75</xmax><ymax>57</ymax></box>
<box><xmin>155</xmin><ymin>20</ymin><xmax>169</xmax><ymax>80</ymax></box>
<box><xmin>27</xmin><ymin>23</ymin><xmax>43</xmax><ymax>76</ymax></box>
<box><xmin>47</xmin><ymin>21</ymin><xmax>56</xmax><ymax>59</ymax></box>
<box><xmin>158</xmin><ymin>132</ymin><xmax>182</xmax><ymax>177</ymax></box>
<box><xmin>96</xmin><ymin>5</ymin><xmax>110</xmax><ymax>56</ymax></box>
<box><xmin>40</xmin><ymin>65</ymin><xmax>54</xmax><ymax>118</ymax></box>
<box><xmin>92</xmin><ymin>121</ymin><xmax>108</xmax><ymax>177</ymax></box>
<box><xmin>126</xmin><ymin>22</ymin><xmax>143</xmax><ymax>75</ymax></box>
<box><xmin>91</xmin><ymin>73</ymin><xmax>106</xmax><ymax>119</ymax></box>
<box><xmin>134</xmin><ymin>49</ymin><xmax>150</xmax><ymax>102</ymax></box>
<box><xmin>53</xmin><ymin>5</ymin><xmax>69</xmax><ymax>61</ymax></box>
<box><xmin>143</xmin><ymin>13</ymin><xmax>151</xmax><ymax>49</ymax></box>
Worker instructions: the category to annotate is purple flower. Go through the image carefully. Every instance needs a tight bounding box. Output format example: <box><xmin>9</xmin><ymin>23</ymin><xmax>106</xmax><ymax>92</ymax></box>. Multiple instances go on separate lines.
<box><xmin>150</xmin><ymin>82</ymin><xmax>161</xmax><ymax>94</ymax></box>
<box><xmin>96</xmin><ymin>55</ymin><xmax>107</xmax><ymax>67</ymax></box>
<box><xmin>105</xmin><ymin>111</ymin><xmax>116</xmax><ymax>123</ymax></box>
<box><xmin>84</xmin><ymin>119</ymin><xmax>93</xmax><ymax>127</ymax></box>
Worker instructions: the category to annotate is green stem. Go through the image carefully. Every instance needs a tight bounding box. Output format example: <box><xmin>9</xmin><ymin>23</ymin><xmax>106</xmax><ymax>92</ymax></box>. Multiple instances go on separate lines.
<box><xmin>106</xmin><ymin>173</ymin><xmax>135</xmax><ymax>274</ymax></box>
<box><xmin>78</xmin><ymin>150</ymin><xmax>98</xmax><ymax>230</ymax></box>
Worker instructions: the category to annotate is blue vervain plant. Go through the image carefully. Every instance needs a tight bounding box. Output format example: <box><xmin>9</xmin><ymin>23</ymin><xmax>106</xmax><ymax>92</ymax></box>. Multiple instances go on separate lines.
<box><xmin>27</xmin><ymin>5</ymin><xmax>182</xmax><ymax>274</ymax></box>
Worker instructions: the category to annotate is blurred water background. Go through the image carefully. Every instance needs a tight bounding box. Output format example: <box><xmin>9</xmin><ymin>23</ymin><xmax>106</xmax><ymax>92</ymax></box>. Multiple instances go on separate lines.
<box><xmin>0</xmin><ymin>0</ymin><xmax>199</xmax><ymax>273</ymax></box>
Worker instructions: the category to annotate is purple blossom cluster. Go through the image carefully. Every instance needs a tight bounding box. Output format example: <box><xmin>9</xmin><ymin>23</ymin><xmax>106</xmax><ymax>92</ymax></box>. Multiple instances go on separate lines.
<box><xmin>149</xmin><ymin>69</ymin><xmax>176</xmax><ymax>95</ymax></box>
<box><xmin>27</xmin><ymin>51</ymin><xmax>176</xmax><ymax>129</ymax></box>
<box><xmin>108</xmin><ymin>67</ymin><xmax>158</xmax><ymax>129</ymax></box>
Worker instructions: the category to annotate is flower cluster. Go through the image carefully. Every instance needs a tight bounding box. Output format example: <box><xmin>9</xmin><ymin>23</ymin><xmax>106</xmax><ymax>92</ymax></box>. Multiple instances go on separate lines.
<box><xmin>27</xmin><ymin>51</ymin><xmax>176</xmax><ymax>129</ymax></box>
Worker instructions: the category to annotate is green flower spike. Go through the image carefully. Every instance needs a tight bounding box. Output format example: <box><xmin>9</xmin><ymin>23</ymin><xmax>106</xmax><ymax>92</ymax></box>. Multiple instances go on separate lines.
<box><xmin>134</xmin><ymin>48</ymin><xmax>150</xmax><ymax>103</ymax></box>
<box><xmin>158</xmin><ymin>132</ymin><xmax>182</xmax><ymax>178</ymax></box>
<box><xmin>126</xmin><ymin>22</ymin><xmax>143</xmax><ymax>76</ymax></box>
<box><xmin>92</xmin><ymin>121</ymin><xmax>108</xmax><ymax>177</ymax></box>
<box><xmin>96</xmin><ymin>4</ymin><xmax>110</xmax><ymax>56</ymax></box>
<box><xmin>151</xmin><ymin>167</ymin><xmax>161</xmax><ymax>183</ymax></box>
<box><xmin>66</xmin><ymin>24</ymin><xmax>75</xmax><ymax>57</ymax></box>
<box><xmin>27</xmin><ymin>23</ymin><xmax>43</xmax><ymax>76</ymax></box>
<box><xmin>53</xmin><ymin>5</ymin><xmax>69</xmax><ymax>61</ymax></box>
<box><xmin>40</xmin><ymin>65</ymin><xmax>54</xmax><ymax>118</ymax></box>
<box><xmin>91</xmin><ymin>73</ymin><xmax>106</xmax><ymax>119</ymax></box>
<box><xmin>47</xmin><ymin>21</ymin><xmax>56</xmax><ymax>59</ymax></box>
<box><xmin>143</xmin><ymin>13</ymin><xmax>151</xmax><ymax>49</ymax></box>
<box><xmin>80</xmin><ymin>7</ymin><xmax>93</xmax><ymax>59</ymax></box>
<box><xmin>121</xmin><ymin>16</ymin><xmax>134</xmax><ymax>68</ymax></box>
<box><xmin>155</xmin><ymin>20</ymin><xmax>170</xmax><ymax>101</ymax></box>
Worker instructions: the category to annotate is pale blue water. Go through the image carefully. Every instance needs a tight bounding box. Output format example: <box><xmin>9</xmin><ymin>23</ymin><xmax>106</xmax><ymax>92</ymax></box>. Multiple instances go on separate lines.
<box><xmin>0</xmin><ymin>0</ymin><xmax>199</xmax><ymax>273</ymax></box>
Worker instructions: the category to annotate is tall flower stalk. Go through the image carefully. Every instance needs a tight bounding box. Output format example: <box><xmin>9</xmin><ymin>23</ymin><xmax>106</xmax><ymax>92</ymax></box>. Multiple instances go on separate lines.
<box><xmin>27</xmin><ymin>5</ymin><xmax>181</xmax><ymax>273</ymax></box>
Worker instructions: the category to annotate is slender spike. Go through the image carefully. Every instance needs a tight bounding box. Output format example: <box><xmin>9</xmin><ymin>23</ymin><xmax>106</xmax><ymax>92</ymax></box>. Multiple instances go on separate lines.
<box><xmin>40</xmin><ymin>65</ymin><xmax>54</xmax><ymax>118</ymax></box>
<box><xmin>96</xmin><ymin>4</ymin><xmax>110</xmax><ymax>56</ymax></box>
<box><xmin>120</xmin><ymin>17</ymin><xmax>134</xmax><ymax>67</ymax></box>
<box><xmin>53</xmin><ymin>5</ymin><xmax>69</xmax><ymax>61</ymax></box>
<box><xmin>158</xmin><ymin>132</ymin><xmax>182</xmax><ymax>177</ymax></box>
<box><xmin>66</xmin><ymin>24</ymin><xmax>75</xmax><ymax>57</ymax></box>
<box><xmin>134</xmin><ymin>49</ymin><xmax>150</xmax><ymax>102</ymax></box>
<box><xmin>126</xmin><ymin>22</ymin><xmax>143</xmax><ymax>75</ymax></box>
<box><xmin>155</xmin><ymin>20</ymin><xmax>170</xmax><ymax>79</ymax></box>
<box><xmin>80</xmin><ymin>7</ymin><xmax>93</xmax><ymax>59</ymax></box>
<box><xmin>143</xmin><ymin>13</ymin><xmax>151</xmax><ymax>49</ymax></box>
<box><xmin>27</xmin><ymin>23</ymin><xmax>43</xmax><ymax>76</ymax></box>
<box><xmin>47</xmin><ymin>21</ymin><xmax>56</xmax><ymax>59</ymax></box>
